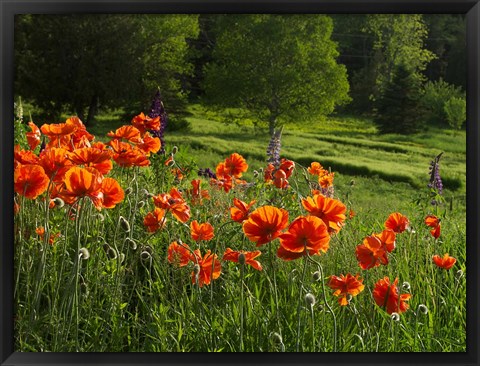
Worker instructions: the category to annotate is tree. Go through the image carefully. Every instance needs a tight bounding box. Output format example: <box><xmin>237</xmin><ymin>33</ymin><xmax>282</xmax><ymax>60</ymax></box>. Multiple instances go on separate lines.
<box><xmin>373</xmin><ymin>64</ymin><xmax>424</xmax><ymax>134</ymax></box>
<box><xmin>444</xmin><ymin>97</ymin><xmax>466</xmax><ymax>131</ymax></box>
<box><xmin>14</xmin><ymin>14</ymin><xmax>199</xmax><ymax>125</ymax></box>
<box><xmin>203</xmin><ymin>15</ymin><xmax>350</xmax><ymax>136</ymax></box>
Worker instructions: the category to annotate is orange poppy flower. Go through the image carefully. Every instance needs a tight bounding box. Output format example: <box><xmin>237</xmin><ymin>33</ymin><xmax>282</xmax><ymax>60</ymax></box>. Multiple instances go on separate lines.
<box><xmin>26</xmin><ymin>121</ymin><xmax>41</xmax><ymax>151</ymax></box>
<box><xmin>190</xmin><ymin>220</ymin><xmax>215</xmax><ymax>242</ymax></box>
<box><xmin>355</xmin><ymin>235</ymin><xmax>389</xmax><ymax>270</ymax></box>
<box><xmin>37</xmin><ymin>147</ymin><xmax>74</xmax><ymax>183</ymax></box>
<box><xmin>277</xmin><ymin>215</ymin><xmax>330</xmax><ymax>260</ymax></box>
<box><xmin>67</xmin><ymin>116</ymin><xmax>95</xmax><ymax>146</ymax></box>
<box><xmin>68</xmin><ymin>147</ymin><xmax>113</xmax><ymax>175</ymax></box>
<box><xmin>14</xmin><ymin>164</ymin><xmax>50</xmax><ymax>199</ymax></box>
<box><xmin>432</xmin><ymin>253</ymin><xmax>456</xmax><ymax>270</ymax></box>
<box><xmin>319</xmin><ymin>172</ymin><xmax>334</xmax><ymax>188</ymax></box>
<box><xmin>61</xmin><ymin>166</ymin><xmax>103</xmax><ymax>208</ymax></box>
<box><xmin>385</xmin><ymin>212</ymin><xmax>410</xmax><ymax>233</ymax></box>
<box><xmin>14</xmin><ymin>145</ymin><xmax>40</xmax><ymax>166</ymax></box>
<box><xmin>375</xmin><ymin>229</ymin><xmax>396</xmax><ymax>253</ymax></box>
<box><xmin>425</xmin><ymin>215</ymin><xmax>441</xmax><ymax>239</ymax></box>
<box><xmin>230</xmin><ymin>198</ymin><xmax>256</xmax><ymax>222</ymax></box>
<box><xmin>40</xmin><ymin>120</ymin><xmax>77</xmax><ymax>138</ymax></box>
<box><xmin>242</xmin><ymin>205</ymin><xmax>289</xmax><ymax>246</ymax></box>
<box><xmin>107</xmin><ymin>125</ymin><xmax>143</xmax><ymax>143</ymax></box>
<box><xmin>223</xmin><ymin>248</ymin><xmax>262</xmax><ymax>271</ymax></box>
<box><xmin>143</xmin><ymin>207</ymin><xmax>167</xmax><ymax>233</ymax></box>
<box><xmin>101</xmin><ymin>177</ymin><xmax>124</xmax><ymax>209</ymax></box>
<box><xmin>168</xmin><ymin>241</ymin><xmax>194</xmax><ymax>266</ymax></box>
<box><xmin>301</xmin><ymin>194</ymin><xmax>346</xmax><ymax>234</ymax></box>
<box><xmin>109</xmin><ymin>140</ymin><xmax>150</xmax><ymax>168</ymax></box>
<box><xmin>223</xmin><ymin>153</ymin><xmax>248</xmax><ymax>178</ymax></box>
<box><xmin>191</xmin><ymin>250</ymin><xmax>222</xmax><ymax>287</ymax></box>
<box><xmin>373</xmin><ymin>277</ymin><xmax>411</xmax><ymax>315</ymax></box>
<box><xmin>137</xmin><ymin>132</ymin><xmax>161</xmax><ymax>155</ymax></box>
<box><xmin>264</xmin><ymin>163</ymin><xmax>275</xmax><ymax>182</ymax></box>
<box><xmin>210</xmin><ymin>175</ymin><xmax>233</xmax><ymax>193</ymax></box>
<box><xmin>152</xmin><ymin>187</ymin><xmax>190</xmax><ymax>223</ymax></box>
<box><xmin>35</xmin><ymin>226</ymin><xmax>60</xmax><ymax>245</ymax></box>
<box><xmin>308</xmin><ymin>162</ymin><xmax>324</xmax><ymax>176</ymax></box>
<box><xmin>131</xmin><ymin>112</ymin><xmax>161</xmax><ymax>133</ymax></box>
<box><xmin>273</xmin><ymin>169</ymin><xmax>288</xmax><ymax>189</ymax></box>
<box><xmin>328</xmin><ymin>274</ymin><xmax>365</xmax><ymax>306</ymax></box>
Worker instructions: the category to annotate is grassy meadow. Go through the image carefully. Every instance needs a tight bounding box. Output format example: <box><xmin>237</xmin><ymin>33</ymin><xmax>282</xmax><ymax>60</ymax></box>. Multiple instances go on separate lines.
<box><xmin>14</xmin><ymin>104</ymin><xmax>466</xmax><ymax>352</ymax></box>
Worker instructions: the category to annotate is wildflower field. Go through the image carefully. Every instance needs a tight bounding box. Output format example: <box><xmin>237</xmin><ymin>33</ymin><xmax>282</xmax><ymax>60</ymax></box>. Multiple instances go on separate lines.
<box><xmin>13</xmin><ymin>96</ymin><xmax>466</xmax><ymax>353</ymax></box>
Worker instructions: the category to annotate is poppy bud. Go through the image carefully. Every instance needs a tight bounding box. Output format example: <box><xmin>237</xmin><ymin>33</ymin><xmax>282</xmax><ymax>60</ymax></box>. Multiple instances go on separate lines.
<box><xmin>270</xmin><ymin>332</ymin><xmax>283</xmax><ymax>344</ymax></box>
<box><xmin>418</xmin><ymin>304</ymin><xmax>428</xmax><ymax>315</ymax></box>
<box><xmin>137</xmin><ymin>201</ymin><xmax>145</xmax><ymax>209</ymax></box>
<box><xmin>350</xmin><ymin>179</ymin><xmax>355</xmax><ymax>186</ymax></box>
<box><xmin>391</xmin><ymin>312</ymin><xmax>400</xmax><ymax>322</ymax></box>
<box><xmin>253</xmin><ymin>170</ymin><xmax>259</xmax><ymax>178</ymax></box>
<box><xmin>97</xmin><ymin>213</ymin><xmax>105</xmax><ymax>222</ymax></box>
<box><xmin>125</xmin><ymin>237</ymin><xmax>137</xmax><ymax>250</ymax></box>
<box><xmin>305</xmin><ymin>293</ymin><xmax>316</xmax><ymax>307</ymax></box>
<box><xmin>401</xmin><ymin>281</ymin><xmax>411</xmax><ymax>291</ymax></box>
<box><xmin>80</xmin><ymin>281</ymin><xmax>88</xmax><ymax>295</ymax></box>
<box><xmin>119</xmin><ymin>253</ymin><xmax>126</xmax><ymax>264</ymax></box>
<box><xmin>312</xmin><ymin>271</ymin><xmax>321</xmax><ymax>282</ymax></box>
<box><xmin>125</xmin><ymin>187</ymin><xmax>133</xmax><ymax>195</ymax></box>
<box><xmin>119</xmin><ymin>216</ymin><xmax>130</xmax><ymax>232</ymax></box>
<box><xmin>140</xmin><ymin>251</ymin><xmax>151</xmax><ymax>261</ymax></box>
<box><xmin>79</xmin><ymin>247</ymin><xmax>90</xmax><ymax>260</ymax></box>
<box><xmin>238</xmin><ymin>253</ymin><xmax>246</xmax><ymax>265</ymax></box>
<box><xmin>193</xmin><ymin>264</ymin><xmax>200</xmax><ymax>276</ymax></box>
<box><xmin>172</xmin><ymin>146</ymin><xmax>178</xmax><ymax>155</ymax></box>
<box><xmin>107</xmin><ymin>247</ymin><xmax>118</xmax><ymax>260</ymax></box>
<box><xmin>53</xmin><ymin>197</ymin><xmax>65</xmax><ymax>208</ymax></box>
<box><xmin>103</xmin><ymin>243</ymin><xmax>110</xmax><ymax>253</ymax></box>
<box><xmin>166</xmin><ymin>156</ymin><xmax>175</xmax><ymax>167</ymax></box>
<box><xmin>143</xmin><ymin>245</ymin><xmax>153</xmax><ymax>255</ymax></box>
<box><xmin>455</xmin><ymin>269</ymin><xmax>464</xmax><ymax>279</ymax></box>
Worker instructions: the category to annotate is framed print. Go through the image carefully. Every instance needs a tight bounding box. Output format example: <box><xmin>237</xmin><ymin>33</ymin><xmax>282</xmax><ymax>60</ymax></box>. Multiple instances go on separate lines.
<box><xmin>1</xmin><ymin>1</ymin><xmax>479</xmax><ymax>365</ymax></box>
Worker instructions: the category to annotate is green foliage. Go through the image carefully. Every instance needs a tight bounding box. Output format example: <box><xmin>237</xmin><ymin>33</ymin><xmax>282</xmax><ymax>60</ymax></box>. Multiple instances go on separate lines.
<box><xmin>420</xmin><ymin>79</ymin><xmax>465</xmax><ymax>126</ymax></box>
<box><xmin>373</xmin><ymin>64</ymin><xmax>424</xmax><ymax>135</ymax></box>
<box><xmin>444</xmin><ymin>97</ymin><xmax>466</xmax><ymax>131</ymax></box>
<box><xmin>203</xmin><ymin>15</ymin><xmax>350</xmax><ymax>135</ymax></box>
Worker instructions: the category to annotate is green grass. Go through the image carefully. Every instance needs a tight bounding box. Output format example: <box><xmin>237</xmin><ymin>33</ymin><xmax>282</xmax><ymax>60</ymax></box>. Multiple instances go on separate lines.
<box><xmin>14</xmin><ymin>103</ymin><xmax>466</xmax><ymax>352</ymax></box>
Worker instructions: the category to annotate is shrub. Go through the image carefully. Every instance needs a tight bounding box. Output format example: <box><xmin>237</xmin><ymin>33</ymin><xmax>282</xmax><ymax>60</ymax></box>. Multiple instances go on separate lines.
<box><xmin>420</xmin><ymin>79</ymin><xmax>464</xmax><ymax>126</ymax></box>
<box><xmin>444</xmin><ymin>97</ymin><xmax>466</xmax><ymax>131</ymax></box>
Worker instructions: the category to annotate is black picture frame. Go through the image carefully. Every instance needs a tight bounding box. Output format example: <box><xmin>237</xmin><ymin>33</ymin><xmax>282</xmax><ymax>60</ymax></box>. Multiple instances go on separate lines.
<box><xmin>1</xmin><ymin>1</ymin><xmax>479</xmax><ymax>365</ymax></box>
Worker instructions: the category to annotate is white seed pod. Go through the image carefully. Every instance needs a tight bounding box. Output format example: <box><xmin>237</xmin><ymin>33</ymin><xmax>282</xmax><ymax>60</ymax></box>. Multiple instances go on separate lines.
<box><xmin>53</xmin><ymin>197</ymin><xmax>65</xmax><ymax>208</ymax></box>
<box><xmin>79</xmin><ymin>247</ymin><xmax>90</xmax><ymax>260</ymax></box>
<box><xmin>418</xmin><ymin>304</ymin><xmax>428</xmax><ymax>315</ymax></box>
<box><xmin>391</xmin><ymin>312</ymin><xmax>400</xmax><ymax>322</ymax></box>
<box><xmin>305</xmin><ymin>293</ymin><xmax>316</xmax><ymax>307</ymax></box>
<box><xmin>401</xmin><ymin>281</ymin><xmax>411</xmax><ymax>291</ymax></box>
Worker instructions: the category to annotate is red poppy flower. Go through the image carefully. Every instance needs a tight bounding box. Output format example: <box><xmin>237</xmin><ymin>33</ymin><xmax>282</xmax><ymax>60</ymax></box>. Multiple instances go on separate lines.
<box><xmin>373</xmin><ymin>277</ymin><xmax>411</xmax><ymax>315</ymax></box>
<box><xmin>264</xmin><ymin>163</ymin><xmax>275</xmax><ymax>182</ymax></box>
<box><xmin>223</xmin><ymin>153</ymin><xmax>248</xmax><ymax>178</ymax></box>
<box><xmin>14</xmin><ymin>164</ymin><xmax>50</xmax><ymax>199</ymax></box>
<box><xmin>277</xmin><ymin>215</ymin><xmax>330</xmax><ymax>260</ymax></box>
<box><xmin>308</xmin><ymin>162</ymin><xmax>324</xmax><ymax>176</ymax></box>
<box><xmin>301</xmin><ymin>194</ymin><xmax>346</xmax><ymax>234</ymax></box>
<box><xmin>68</xmin><ymin>147</ymin><xmax>113</xmax><ymax>175</ymax></box>
<box><xmin>143</xmin><ymin>207</ymin><xmax>167</xmax><ymax>233</ymax></box>
<box><xmin>210</xmin><ymin>175</ymin><xmax>233</xmax><ymax>193</ymax></box>
<box><xmin>168</xmin><ymin>241</ymin><xmax>194</xmax><ymax>267</ymax></box>
<box><xmin>242</xmin><ymin>206</ymin><xmax>289</xmax><ymax>246</ymax></box>
<box><xmin>186</xmin><ymin>179</ymin><xmax>210</xmax><ymax>205</ymax></box>
<box><xmin>327</xmin><ymin>274</ymin><xmax>365</xmax><ymax>306</ymax></box>
<box><xmin>432</xmin><ymin>253</ymin><xmax>456</xmax><ymax>270</ymax></box>
<box><xmin>223</xmin><ymin>248</ymin><xmax>262</xmax><ymax>271</ymax></box>
<box><xmin>190</xmin><ymin>220</ymin><xmax>215</xmax><ymax>242</ymax></box>
<box><xmin>26</xmin><ymin>121</ymin><xmax>41</xmax><ymax>151</ymax></box>
<box><xmin>61</xmin><ymin>166</ymin><xmax>103</xmax><ymax>208</ymax></box>
<box><xmin>230</xmin><ymin>198</ymin><xmax>256</xmax><ymax>222</ymax></box>
<box><xmin>385</xmin><ymin>212</ymin><xmax>410</xmax><ymax>233</ymax></box>
<box><xmin>40</xmin><ymin>120</ymin><xmax>77</xmax><ymax>138</ymax></box>
<box><xmin>355</xmin><ymin>235</ymin><xmax>388</xmax><ymax>270</ymax></box>
<box><xmin>273</xmin><ymin>169</ymin><xmax>288</xmax><ymax>189</ymax></box>
<box><xmin>279</xmin><ymin>159</ymin><xmax>295</xmax><ymax>179</ymax></box>
<box><xmin>152</xmin><ymin>188</ymin><xmax>190</xmax><ymax>223</ymax></box>
<box><xmin>191</xmin><ymin>250</ymin><xmax>222</xmax><ymax>287</ymax></box>
<box><xmin>425</xmin><ymin>215</ymin><xmax>441</xmax><ymax>239</ymax></box>
<box><xmin>101</xmin><ymin>177</ymin><xmax>124</xmax><ymax>209</ymax></box>
<box><xmin>109</xmin><ymin>140</ymin><xmax>150</xmax><ymax>168</ymax></box>
<box><xmin>35</xmin><ymin>226</ymin><xmax>60</xmax><ymax>245</ymax></box>
<box><xmin>107</xmin><ymin>125</ymin><xmax>143</xmax><ymax>143</ymax></box>
<box><xmin>131</xmin><ymin>112</ymin><xmax>161</xmax><ymax>133</ymax></box>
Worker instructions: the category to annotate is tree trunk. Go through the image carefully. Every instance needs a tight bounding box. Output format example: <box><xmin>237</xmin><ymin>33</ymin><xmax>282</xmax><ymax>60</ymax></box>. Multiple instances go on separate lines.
<box><xmin>269</xmin><ymin>114</ymin><xmax>277</xmax><ymax>137</ymax></box>
<box><xmin>85</xmin><ymin>95</ymin><xmax>98</xmax><ymax>127</ymax></box>
<box><xmin>75</xmin><ymin>104</ymin><xmax>85</xmax><ymax>122</ymax></box>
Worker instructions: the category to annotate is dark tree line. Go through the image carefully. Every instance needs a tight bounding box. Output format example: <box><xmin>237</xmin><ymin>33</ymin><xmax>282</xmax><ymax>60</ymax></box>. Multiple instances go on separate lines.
<box><xmin>14</xmin><ymin>14</ymin><xmax>466</xmax><ymax>134</ymax></box>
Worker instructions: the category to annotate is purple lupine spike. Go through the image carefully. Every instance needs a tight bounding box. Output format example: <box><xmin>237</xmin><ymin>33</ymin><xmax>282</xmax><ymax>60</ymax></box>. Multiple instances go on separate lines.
<box><xmin>266</xmin><ymin>127</ymin><xmax>283</xmax><ymax>169</ymax></box>
<box><xmin>198</xmin><ymin>168</ymin><xmax>217</xmax><ymax>180</ymax></box>
<box><xmin>428</xmin><ymin>152</ymin><xmax>444</xmax><ymax>205</ymax></box>
<box><xmin>147</xmin><ymin>89</ymin><xmax>168</xmax><ymax>154</ymax></box>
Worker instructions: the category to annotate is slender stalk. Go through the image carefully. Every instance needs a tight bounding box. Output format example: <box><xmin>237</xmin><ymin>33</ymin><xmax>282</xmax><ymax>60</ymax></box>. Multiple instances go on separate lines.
<box><xmin>296</xmin><ymin>255</ymin><xmax>308</xmax><ymax>352</ymax></box>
